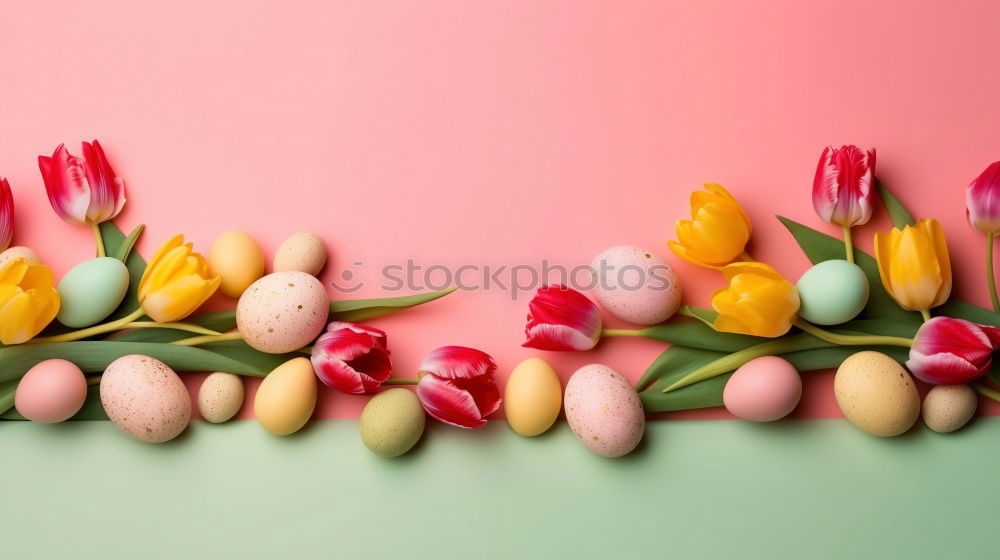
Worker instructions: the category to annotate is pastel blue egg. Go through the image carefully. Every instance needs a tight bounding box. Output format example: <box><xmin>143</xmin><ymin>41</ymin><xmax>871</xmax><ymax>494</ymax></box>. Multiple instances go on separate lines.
<box><xmin>56</xmin><ymin>257</ymin><xmax>130</xmax><ymax>328</ymax></box>
<box><xmin>796</xmin><ymin>259</ymin><xmax>869</xmax><ymax>326</ymax></box>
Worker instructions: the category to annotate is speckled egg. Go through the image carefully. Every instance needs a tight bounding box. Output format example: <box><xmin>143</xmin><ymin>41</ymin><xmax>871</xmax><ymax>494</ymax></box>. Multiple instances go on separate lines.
<box><xmin>505</xmin><ymin>357</ymin><xmax>562</xmax><ymax>436</ymax></box>
<box><xmin>834</xmin><ymin>351</ymin><xmax>920</xmax><ymax>437</ymax></box>
<box><xmin>14</xmin><ymin>359</ymin><xmax>88</xmax><ymax>423</ymax></box>
<box><xmin>723</xmin><ymin>356</ymin><xmax>802</xmax><ymax>421</ymax></box>
<box><xmin>0</xmin><ymin>246</ymin><xmax>39</xmax><ymax>268</ymax></box>
<box><xmin>100</xmin><ymin>355</ymin><xmax>191</xmax><ymax>443</ymax></box>
<box><xmin>273</xmin><ymin>232</ymin><xmax>327</xmax><ymax>276</ymax></box>
<box><xmin>922</xmin><ymin>384</ymin><xmax>977</xmax><ymax>433</ymax></box>
<box><xmin>360</xmin><ymin>388</ymin><xmax>426</xmax><ymax>457</ymax></box>
<box><xmin>236</xmin><ymin>271</ymin><xmax>329</xmax><ymax>353</ymax></box>
<box><xmin>198</xmin><ymin>372</ymin><xmax>244</xmax><ymax>423</ymax></box>
<box><xmin>796</xmin><ymin>259</ymin><xmax>869</xmax><ymax>326</ymax></box>
<box><xmin>564</xmin><ymin>364</ymin><xmax>645</xmax><ymax>457</ymax></box>
<box><xmin>254</xmin><ymin>357</ymin><xmax>317</xmax><ymax>435</ymax></box>
<box><xmin>208</xmin><ymin>231</ymin><xmax>266</xmax><ymax>298</ymax></box>
<box><xmin>591</xmin><ymin>246</ymin><xmax>682</xmax><ymax>325</ymax></box>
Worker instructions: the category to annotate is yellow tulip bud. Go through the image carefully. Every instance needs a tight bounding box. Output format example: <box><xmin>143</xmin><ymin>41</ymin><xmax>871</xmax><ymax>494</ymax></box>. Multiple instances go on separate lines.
<box><xmin>668</xmin><ymin>183</ymin><xmax>753</xmax><ymax>269</ymax></box>
<box><xmin>712</xmin><ymin>262</ymin><xmax>800</xmax><ymax>337</ymax></box>
<box><xmin>873</xmin><ymin>219</ymin><xmax>951</xmax><ymax>312</ymax></box>
<box><xmin>0</xmin><ymin>258</ymin><xmax>60</xmax><ymax>344</ymax></box>
<box><xmin>138</xmin><ymin>235</ymin><xmax>221</xmax><ymax>323</ymax></box>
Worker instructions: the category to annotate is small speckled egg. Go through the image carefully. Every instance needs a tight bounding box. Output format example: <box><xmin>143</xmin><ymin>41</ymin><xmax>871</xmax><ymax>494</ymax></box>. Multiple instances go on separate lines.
<box><xmin>0</xmin><ymin>246</ymin><xmax>39</xmax><ymax>268</ymax></box>
<box><xmin>922</xmin><ymin>384</ymin><xmax>977</xmax><ymax>433</ymax></box>
<box><xmin>360</xmin><ymin>388</ymin><xmax>426</xmax><ymax>457</ymax></box>
<box><xmin>100</xmin><ymin>355</ymin><xmax>191</xmax><ymax>443</ymax></box>
<box><xmin>254</xmin><ymin>357</ymin><xmax>317</xmax><ymax>436</ymax></box>
<box><xmin>273</xmin><ymin>232</ymin><xmax>327</xmax><ymax>276</ymax></box>
<box><xmin>564</xmin><ymin>364</ymin><xmax>645</xmax><ymax>457</ymax></box>
<box><xmin>592</xmin><ymin>245</ymin><xmax>682</xmax><ymax>325</ymax></box>
<box><xmin>834</xmin><ymin>351</ymin><xmax>920</xmax><ymax>437</ymax></box>
<box><xmin>56</xmin><ymin>257</ymin><xmax>130</xmax><ymax>328</ymax></box>
<box><xmin>796</xmin><ymin>259</ymin><xmax>869</xmax><ymax>326</ymax></box>
<box><xmin>504</xmin><ymin>357</ymin><xmax>562</xmax><ymax>436</ymax></box>
<box><xmin>198</xmin><ymin>372</ymin><xmax>245</xmax><ymax>423</ymax></box>
<box><xmin>14</xmin><ymin>359</ymin><xmax>88</xmax><ymax>423</ymax></box>
<box><xmin>237</xmin><ymin>271</ymin><xmax>329</xmax><ymax>353</ymax></box>
<box><xmin>208</xmin><ymin>231</ymin><xmax>266</xmax><ymax>298</ymax></box>
<box><xmin>723</xmin><ymin>356</ymin><xmax>801</xmax><ymax>421</ymax></box>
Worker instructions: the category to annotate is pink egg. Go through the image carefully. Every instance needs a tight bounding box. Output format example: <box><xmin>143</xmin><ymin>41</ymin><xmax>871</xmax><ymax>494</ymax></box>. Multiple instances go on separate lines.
<box><xmin>14</xmin><ymin>359</ymin><xmax>88</xmax><ymax>423</ymax></box>
<box><xmin>592</xmin><ymin>245</ymin><xmax>682</xmax><ymax>325</ymax></box>
<box><xmin>564</xmin><ymin>364</ymin><xmax>645</xmax><ymax>457</ymax></box>
<box><xmin>723</xmin><ymin>356</ymin><xmax>802</xmax><ymax>422</ymax></box>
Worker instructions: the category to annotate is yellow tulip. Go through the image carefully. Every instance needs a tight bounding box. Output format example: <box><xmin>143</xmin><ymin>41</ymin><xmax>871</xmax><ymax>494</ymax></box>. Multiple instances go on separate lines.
<box><xmin>712</xmin><ymin>262</ymin><xmax>800</xmax><ymax>337</ymax></box>
<box><xmin>138</xmin><ymin>234</ymin><xmax>221</xmax><ymax>322</ymax></box>
<box><xmin>668</xmin><ymin>183</ymin><xmax>753</xmax><ymax>268</ymax></box>
<box><xmin>0</xmin><ymin>257</ymin><xmax>60</xmax><ymax>344</ymax></box>
<box><xmin>874</xmin><ymin>219</ymin><xmax>951</xmax><ymax>314</ymax></box>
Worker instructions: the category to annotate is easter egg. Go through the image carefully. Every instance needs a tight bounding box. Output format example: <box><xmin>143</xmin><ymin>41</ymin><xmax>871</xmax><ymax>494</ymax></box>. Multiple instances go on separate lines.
<box><xmin>922</xmin><ymin>384</ymin><xmax>977</xmax><ymax>433</ymax></box>
<box><xmin>0</xmin><ymin>246</ymin><xmax>39</xmax><ymax>268</ymax></box>
<box><xmin>198</xmin><ymin>372</ymin><xmax>245</xmax><ymax>423</ymax></box>
<box><xmin>273</xmin><ymin>232</ymin><xmax>327</xmax><ymax>276</ymax></box>
<box><xmin>360</xmin><ymin>388</ymin><xmax>426</xmax><ymax>457</ymax></box>
<box><xmin>723</xmin><ymin>356</ymin><xmax>802</xmax><ymax>421</ymax></box>
<box><xmin>795</xmin><ymin>259</ymin><xmax>869</xmax><ymax>326</ymax></box>
<box><xmin>14</xmin><ymin>359</ymin><xmax>88</xmax><ymax>423</ymax></box>
<box><xmin>208</xmin><ymin>231</ymin><xmax>266</xmax><ymax>298</ymax></box>
<box><xmin>253</xmin><ymin>357</ymin><xmax>317</xmax><ymax>436</ymax></box>
<box><xmin>56</xmin><ymin>257</ymin><xmax>130</xmax><ymax>328</ymax></box>
<box><xmin>100</xmin><ymin>355</ymin><xmax>191</xmax><ymax>443</ymax></box>
<box><xmin>564</xmin><ymin>364</ymin><xmax>645</xmax><ymax>457</ymax></box>
<box><xmin>834</xmin><ymin>351</ymin><xmax>920</xmax><ymax>437</ymax></box>
<box><xmin>592</xmin><ymin>246</ymin><xmax>682</xmax><ymax>325</ymax></box>
<box><xmin>504</xmin><ymin>357</ymin><xmax>562</xmax><ymax>436</ymax></box>
<box><xmin>237</xmin><ymin>271</ymin><xmax>329</xmax><ymax>353</ymax></box>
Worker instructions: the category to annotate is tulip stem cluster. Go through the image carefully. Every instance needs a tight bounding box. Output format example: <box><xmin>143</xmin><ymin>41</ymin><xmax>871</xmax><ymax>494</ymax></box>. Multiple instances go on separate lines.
<box><xmin>988</xmin><ymin>233</ymin><xmax>1000</xmax><ymax>313</ymax></box>
<box><xmin>842</xmin><ymin>225</ymin><xmax>855</xmax><ymax>264</ymax></box>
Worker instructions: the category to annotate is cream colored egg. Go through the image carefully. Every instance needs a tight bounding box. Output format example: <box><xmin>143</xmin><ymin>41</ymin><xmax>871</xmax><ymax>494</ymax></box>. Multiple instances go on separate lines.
<box><xmin>254</xmin><ymin>357</ymin><xmax>317</xmax><ymax>435</ymax></box>
<box><xmin>834</xmin><ymin>351</ymin><xmax>920</xmax><ymax>437</ymax></box>
<box><xmin>208</xmin><ymin>230</ymin><xmax>266</xmax><ymax>298</ymax></box>
<box><xmin>592</xmin><ymin>246</ymin><xmax>682</xmax><ymax>325</ymax></box>
<box><xmin>0</xmin><ymin>246</ymin><xmax>39</xmax><ymax>268</ymax></box>
<box><xmin>273</xmin><ymin>232</ymin><xmax>327</xmax><ymax>276</ymax></box>
<box><xmin>198</xmin><ymin>372</ymin><xmax>245</xmax><ymax>423</ymax></box>
<box><xmin>922</xmin><ymin>384</ymin><xmax>977</xmax><ymax>433</ymax></box>
<box><xmin>100</xmin><ymin>355</ymin><xmax>191</xmax><ymax>443</ymax></box>
<box><xmin>505</xmin><ymin>358</ymin><xmax>562</xmax><ymax>436</ymax></box>
<box><xmin>564</xmin><ymin>364</ymin><xmax>645</xmax><ymax>457</ymax></box>
<box><xmin>236</xmin><ymin>271</ymin><xmax>329</xmax><ymax>353</ymax></box>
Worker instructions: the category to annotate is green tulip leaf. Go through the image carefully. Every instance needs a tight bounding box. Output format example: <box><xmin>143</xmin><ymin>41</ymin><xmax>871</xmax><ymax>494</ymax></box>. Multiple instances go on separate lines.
<box><xmin>875</xmin><ymin>178</ymin><xmax>916</xmax><ymax>228</ymax></box>
<box><xmin>100</xmin><ymin>221</ymin><xmax>148</xmax><ymax>322</ymax></box>
<box><xmin>0</xmin><ymin>379</ymin><xmax>17</xmax><ymax>415</ymax></box>
<box><xmin>329</xmin><ymin>286</ymin><xmax>458</xmax><ymax>322</ymax></box>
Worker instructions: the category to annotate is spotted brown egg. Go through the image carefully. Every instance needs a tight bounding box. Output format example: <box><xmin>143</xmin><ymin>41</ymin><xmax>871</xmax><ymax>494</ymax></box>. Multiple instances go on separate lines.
<box><xmin>592</xmin><ymin>245</ymin><xmax>682</xmax><ymax>325</ymax></box>
<box><xmin>564</xmin><ymin>364</ymin><xmax>645</xmax><ymax>457</ymax></box>
<box><xmin>100</xmin><ymin>355</ymin><xmax>191</xmax><ymax>443</ymax></box>
<box><xmin>236</xmin><ymin>271</ymin><xmax>329</xmax><ymax>354</ymax></box>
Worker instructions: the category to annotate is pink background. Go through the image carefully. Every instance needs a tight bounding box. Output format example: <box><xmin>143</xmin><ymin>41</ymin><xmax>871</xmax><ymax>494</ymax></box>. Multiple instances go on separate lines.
<box><xmin>2</xmin><ymin>0</ymin><xmax>1000</xmax><ymax>420</ymax></box>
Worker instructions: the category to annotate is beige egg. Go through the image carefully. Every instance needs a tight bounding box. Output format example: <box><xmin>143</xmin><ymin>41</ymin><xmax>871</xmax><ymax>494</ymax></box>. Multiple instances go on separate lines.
<box><xmin>208</xmin><ymin>231</ymin><xmax>266</xmax><ymax>298</ymax></box>
<box><xmin>834</xmin><ymin>351</ymin><xmax>920</xmax><ymax>437</ymax></box>
<box><xmin>236</xmin><ymin>271</ymin><xmax>329</xmax><ymax>353</ymax></box>
<box><xmin>254</xmin><ymin>357</ymin><xmax>317</xmax><ymax>436</ymax></box>
<box><xmin>198</xmin><ymin>372</ymin><xmax>245</xmax><ymax>423</ymax></box>
<box><xmin>592</xmin><ymin>245</ymin><xmax>682</xmax><ymax>325</ymax></box>
<box><xmin>100</xmin><ymin>355</ymin><xmax>191</xmax><ymax>443</ymax></box>
<box><xmin>505</xmin><ymin>358</ymin><xmax>562</xmax><ymax>436</ymax></box>
<box><xmin>0</xmin><ymin>246</ymin><xmax>39</xmax><ymax>268</ymax></box>
<box><xmin>564</xmin><ymin>364</ymin><xmax>645</xmax><ymax>457</ymax></box>
<box><xmin>922</xmin><ymin>384</ymin><xmax>977</xmax><ymax>433</ymax></box>
<box><xmin>273</xmin><ymin>232</ymin><xmax>327</xmax><ymax>276</ymax></box>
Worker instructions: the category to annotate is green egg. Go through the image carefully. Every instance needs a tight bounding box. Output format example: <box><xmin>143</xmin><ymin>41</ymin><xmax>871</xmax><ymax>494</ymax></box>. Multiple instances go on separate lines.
<box><xmin>56</xmin><ymin>257</ymin><xmax>130</xmax><ymax>328</ymax></box>
<box><xmin>796</xmin><ymin>259</ymin><xmax>869</xmax><ymax>326</ymax></box>
<box><xmin>360</xmin><ymin>388</ymin><xmax>426</xmax><ymax>457</ymax></box>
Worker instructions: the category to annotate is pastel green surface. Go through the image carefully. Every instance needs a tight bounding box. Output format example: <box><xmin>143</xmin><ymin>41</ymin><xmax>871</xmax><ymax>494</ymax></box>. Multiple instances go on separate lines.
<box><xmin>2</xmin><ymin>419</ymin><xmax>996</xmax><ymax>559</ymax></box>
<box><xmin>56</xmin><ymin>257</ymin><xmax>130</xmax><ymax>328</ymax></box>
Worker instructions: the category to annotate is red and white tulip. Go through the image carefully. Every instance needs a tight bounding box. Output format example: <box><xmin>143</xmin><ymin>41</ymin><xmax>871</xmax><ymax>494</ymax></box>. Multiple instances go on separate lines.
<box><xmin>310</xmin><ymin>322</ymin><xmax>392</xmax><ymax>394</ymax></box>
<box><xmin>38</xmin><ymin>141</ymin><xmax>125</xmax><ymax>226</ymax></box>
<box><xmin>0</xmin><ymin>178</ymin><xmax>12</xmax><ymax>252</ymax></box>
<box><xmin>416</xmin><ymin>346</ymin><xmax>501</xmax><ymax>429</ymax></box>
<box><xmin>812</xmin><ymin>145</ymin><xmax>877</xmax><ymax>227</ymax></box>
<box><xmin>523</xmin><ymin>285</ymin><xmax>602</xmax><ymax>351</ymax></box>
<box><xmin>906</xmin><ymin>316</ymin><xmax>1000</xmax><ymax>384</ymax></box>
<box><xmin>966</xmin><ymin>161</ymin><xmax>1000</xmax><ymax>234</ymax></box>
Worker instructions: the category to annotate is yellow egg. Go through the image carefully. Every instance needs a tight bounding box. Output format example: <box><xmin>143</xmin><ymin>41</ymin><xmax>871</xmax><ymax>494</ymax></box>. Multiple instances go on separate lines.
<box><xmin>834</xmin><ymin>351</ymin><xmax>920</xmax><ymax>437</ymax></box>
<box><xmin>253</xmin><ymin>357</ymin><xmax>317</xmax><ymax>435</ymax></box>
<box><xmin>273</xmin><ymin>232</ymin><xmax>327</xmax><ymax>276</ymax></box>
<box><xmin>504</xmin><ymin>357</ymin><xmax>562</xmax><ymax>436</ymax></box>
<box><xmin>208</xmin><ymin>231</ymin><xmax>265</xmax><ymax>298</ymax></box>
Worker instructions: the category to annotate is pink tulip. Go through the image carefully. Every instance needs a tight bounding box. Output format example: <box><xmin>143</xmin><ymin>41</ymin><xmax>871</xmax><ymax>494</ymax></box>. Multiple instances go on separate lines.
<box><xmin>906</xmin><ymin>316</ymin><xmax>1000</xmax><ymax>384</ymax></box>
<box><xmin>0</xmin><ymin>178</ymin><xmax>12</xmax><ymax>252</ymax></box>
<box><xmin>966</xmin><ymin>161</ymin><xmax>1000</xmax><ymax>234</ymax></box>
<box><xmin>812</xmin><ymin>145</ymin><xmax>877</xmax><ymax>227</ymax></box>
<box><xmin>416</xmin><ymin>346</ymin><xmax>501</xmax><ymax>428</ymax></box>
<box><xmin>523</xmin><ymin>285</ymin><xmax>602</xmax><ymax>351</ymax></box>
<box><xmin>310</xmin><ymin>322</ymin><xmax>392</xmax><ymax>394</ymax></box>
<box><xmin>38</xmin><ymin>141</ymin><xmax>125</xmax><ymax>225</ymax></box>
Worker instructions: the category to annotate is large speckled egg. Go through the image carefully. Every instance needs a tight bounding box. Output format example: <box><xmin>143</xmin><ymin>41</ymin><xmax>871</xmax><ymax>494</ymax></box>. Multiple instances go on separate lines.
<box><xmin>922</xmin><ymin>384</ymin><xmax>977</xmax><ymax>433</ymax></box>
<box><xmin>273</xmin><ymin>232</ymin><xmax>327</xmax><ymax>276</ymax></box>
<box><xmin>0</xmin><ymin>246</ymin><xmax>39</xmax><ymax>268</ymax></box>
<box><xmin>14</xmin><ymin>359</ymin><xmax>88</xmax><ymax>423</ymax></box>
<box><xmin>564</xmin><ymin>364</ymin><xmax>644</xmax><ymax>457</ymax></box>
<box><xmin>796</xmin><ymin>259</ymin><xmax>869</xmax><ymax>326</ymax></box>
<box><xmin>254</xmin><ymin>357</ymin><xmax>317</xmax><ymax>436</ymax></box>
<box><xmin>56</xmin><ymin>257</ymin><xmax>130</xmax><ymax>328</ymax></box>
<box><xmin>208</xmin><ymin>231</ymin><xmax>266</xmax><ymax>298</ymax></box>
<box><xmin>505</xmin><ymin>357</ymin><xmax>562</xmax><ymax>436</ymax></box>
<box><xmin>360</xmin><ymin>388</ymin><xmax>425</xmax><ymax>457</ymax></box>
<box><xmin>236</xmin><ymin>271</ymin><xmax>329</xmax><ymax>353</ymax></box>
<box><xmin>723</xmin><ymin>356</ymin><xmax>801</xmax><ymax>421</ymax></box>
<box><xmin>100</xmin><ymin>355</ymin><xmax>191</xmax><ymax>443</ymax></box>
<box><xmin>198</xmin><ymin>372</ymin><xmax>244</xmax><ymax>423</ymax></box>
<box><xmin>591</xmin><ymin>246</ymin><xmax>682</xmax><ymax>325</ymax></box>
<box><xmin>834</xmin><ymin>351</ymin><xmax>920</xmax><ymax>437</ymax></box>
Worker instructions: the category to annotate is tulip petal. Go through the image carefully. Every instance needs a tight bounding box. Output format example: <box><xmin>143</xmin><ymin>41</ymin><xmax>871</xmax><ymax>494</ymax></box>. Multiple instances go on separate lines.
<box><xmin>522</xmin><ymin>285</ymin><xmax>601</xmax><ymax>351</ymax></box>
<box><xmin>0</xmin><ymin>178</ymin><xmax>13</xmax><ymax>252</ymax></box>
<box><xmin>80</xmin><ymin>140</ymin><xmax>125</xmax><ymax>223</ymax></box>
<box><xmin>416</xmin><ymin>374</ymin><xmax>501</xmax><ymax>429</ymax></box>
<box><xmin>811</xmin><ymin>145</ymin><xmax>875</xmax><ymax>227</ymax></box>
<box><xmin>923</xmin><ymin>219</ymin><xmax>952</xmax><ymax>307</ymax></box>
<box><xmin>967</xmin><ymin>161</ymin><xmax>1000</xmax><ymax>234</ymax></box>
<box><xmin>906</xmin><ymin>350</ymin><xmax>986</xmax><ymax>385</ymax></box>
<box><xmin>419</xmin><ymin>346</ymin><xmax>497</xmax><ymax>380</ymax></box>
<box><xmin>311</xmin><ymin>323</ymin><xmax>392</xmax><ymax>394</ymax></box>
<box><xmin>668</xmin><ymin>183</ymin><xmax>751</xmax><ymax>269</ymax></box>
<box><xmin>38</xmin><ymin>145</ymin><xmax>92</xmax><ymax>225</ymax></box>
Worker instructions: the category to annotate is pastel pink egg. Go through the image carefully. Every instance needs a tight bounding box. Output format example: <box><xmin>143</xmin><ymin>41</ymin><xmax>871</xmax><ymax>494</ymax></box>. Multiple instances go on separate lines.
<box><xmin>723</xmin><ymin>356</ymin><xmax>802</xmax><ymax>422</ymax></box>
<box><xmin>564</xmin><ymin>364</ymin><xmax>645</xmax><ymax>457</ymax></box>
<box><xmin>14</xmin><ymin>359</ymin><xmax>88</xmax><ymax>423</ymax></box>
<box><xmin>592</xmin><ymin>245</ymin><xmax>682</xmax><ymax>325</ymax></box>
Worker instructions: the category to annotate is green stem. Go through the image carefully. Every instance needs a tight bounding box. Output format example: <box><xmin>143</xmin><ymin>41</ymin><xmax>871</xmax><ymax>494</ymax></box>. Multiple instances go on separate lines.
<box><xmin>30</xmin><ymin>308</ymin><xmax>145</xmax><ymax>344</ymax></box>
<box><xmin>842</xmin><ymin>225</ymin><xmax>855</xmax><ymax>263</ymax></box>
<box><xmin>171</xmin><ymin>331</ymin><xmax>244</xmax><ymax>347</ymax></box>
<box><xmin>121</xmin><ymin>321</ymin><xmax>221</xmax><ymax>336</ymax></box>
<box><xmin>974</xmin><ymin>382</ymin><xmax>1000</xmax><ymax>403</ymax></box>
<box><xmin>383</xmin><ymin>379</ymin><xmax>419</xmax><ymax>386</ymax></box>
<box><xmin>988</xmin><ymin>233</ymin><xmax>1000</xmax><ymax>314</ymax></box>
<box><xmin>921</xmin><ymin>309</ymin><xmax>931</xmax><ymax>322</ymax></box>
<box><xmin>92</xmin><ymin>223</ymin><xmax>106</xmax><ymax>258</ymax></box>
<box><xmin>602</xmin><ymin>328</ymin><xmax>643</xmax><ymax>337</ymax></box>
<box><xmin>793</xmin><ymin>320</ymin><xmax>912</xmax><ymax>348</ymax></box>
<box><xmin>677</xmin><ymin>305</ymin><xmax>716</xmax><ymax>328</ymax></box>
